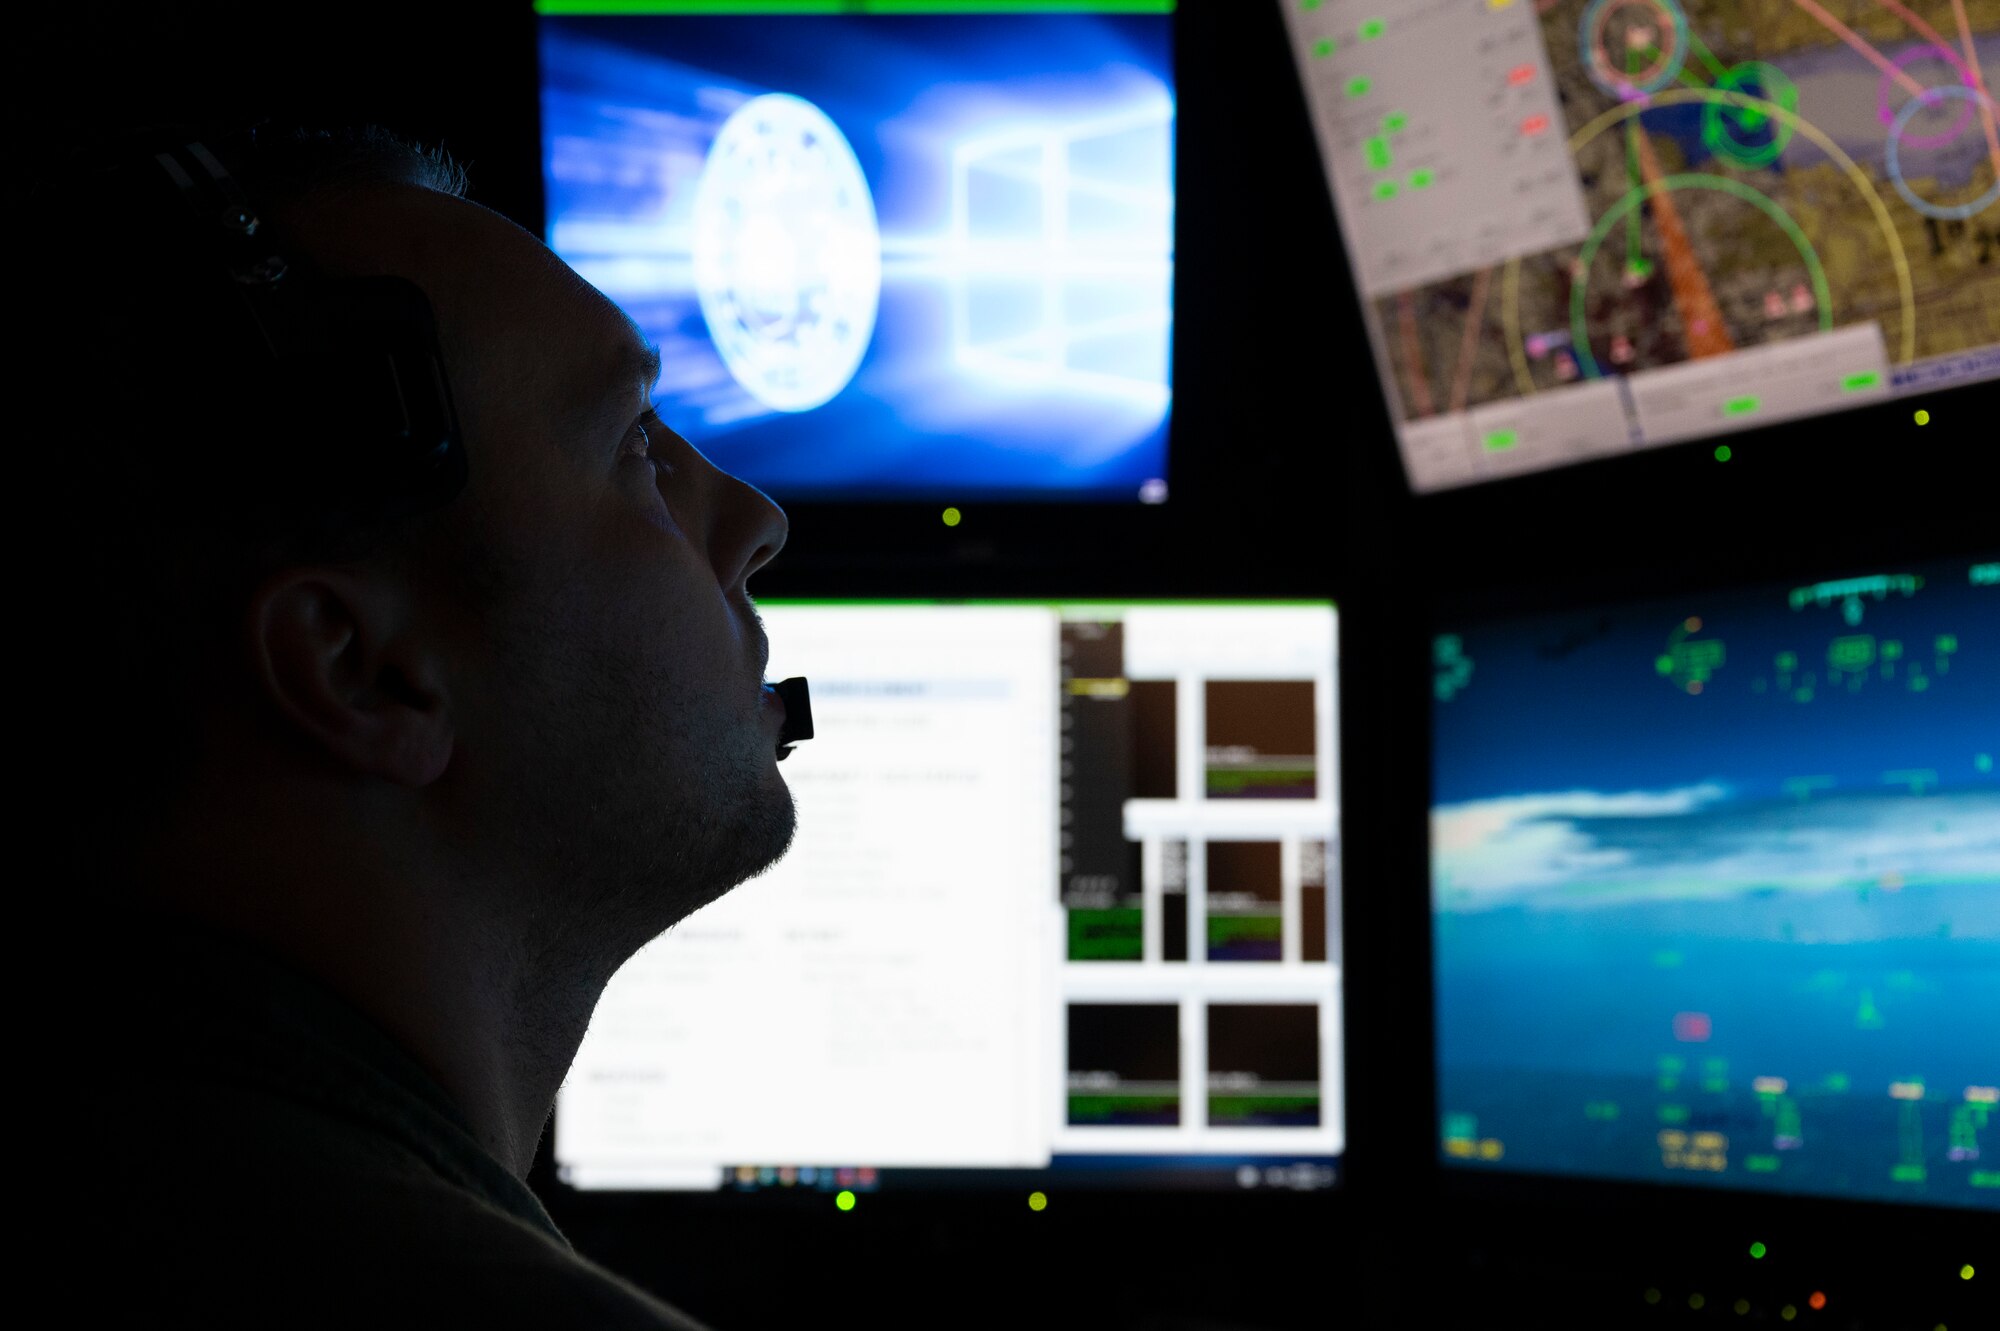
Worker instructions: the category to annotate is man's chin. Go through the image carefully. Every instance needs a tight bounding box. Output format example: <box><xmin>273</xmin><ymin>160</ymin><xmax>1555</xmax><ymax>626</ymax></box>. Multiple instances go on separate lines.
<box><xmin>675</xmin><ymin>778</ymin><xmax>798</xmax><ymax>919</ymax></box>
<box><xmin>736</xmin><ymin>776</ymin><xmax>800</xmax><ymax>885</ymax></box>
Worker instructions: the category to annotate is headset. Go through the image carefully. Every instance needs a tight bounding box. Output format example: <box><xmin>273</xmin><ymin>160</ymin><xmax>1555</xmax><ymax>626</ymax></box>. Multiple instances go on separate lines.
<box><xmin>136</xmin><ymin>134</ymin><xmax>469</xmax><ymax>529</ymax></box>
<box><xmin>136</xmin><ymin>132</ymin><xmax>813</xmax><ymax>758</ymax></box>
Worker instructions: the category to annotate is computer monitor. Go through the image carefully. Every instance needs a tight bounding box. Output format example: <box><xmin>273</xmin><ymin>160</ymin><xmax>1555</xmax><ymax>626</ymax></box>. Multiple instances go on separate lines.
<box><xmin>1431</xmin><ymin>554</ymin><xmax>2000</xmax><ymax>1209</ymax></box>
<box><xmin>536</xmin><ymin>1</ymin><xmax>1176</xmax><ymax>503</ymax></box>
<box><xmin>1278</xmin><ymin>1</ymin><xmax>2000</xmax><ymax>491</ymax></box>
<box><xmin>553</xmin><ymin>600</ymin><xmax>1341</xmax><ymax>1194</ymax></box>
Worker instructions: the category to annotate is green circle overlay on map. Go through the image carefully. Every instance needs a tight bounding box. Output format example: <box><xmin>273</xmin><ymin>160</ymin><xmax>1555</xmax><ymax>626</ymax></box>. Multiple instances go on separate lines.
<box><xmin>1570</xmin><ymin>172</ymin><xmax>1833</xmax><ymax>379</ymax></box>
<box><xmin>1702</xmin><ymin>61</ymin><xmax>1799</xmax><ymax>168</ymax></box>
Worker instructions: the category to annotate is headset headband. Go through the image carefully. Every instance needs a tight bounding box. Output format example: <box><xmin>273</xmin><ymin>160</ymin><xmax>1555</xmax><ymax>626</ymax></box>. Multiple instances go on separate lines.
<box><xmin>131</xmin><ymin>133</ymin><xmax>469</xmax><ymax>530</ymax></box>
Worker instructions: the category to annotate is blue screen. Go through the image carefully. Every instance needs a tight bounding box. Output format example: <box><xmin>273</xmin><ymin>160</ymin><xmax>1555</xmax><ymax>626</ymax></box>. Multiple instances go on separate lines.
<box><xmin>538</xmin><ymin>11</ymin><xmax>1175</xmax><ymax>502</ymax></box>
<box><xmin>1432</xmin><ymin>556</ymin><xmax>2000</xmax><ymax>1209</ymax></box>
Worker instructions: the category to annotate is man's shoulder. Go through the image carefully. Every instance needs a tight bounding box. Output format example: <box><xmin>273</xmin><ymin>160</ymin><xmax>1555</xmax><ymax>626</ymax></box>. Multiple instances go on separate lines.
<box><xmin>85</xmin><ymin>1080</ymin><xmax>707</xmax><ymax>1328</ymax></box>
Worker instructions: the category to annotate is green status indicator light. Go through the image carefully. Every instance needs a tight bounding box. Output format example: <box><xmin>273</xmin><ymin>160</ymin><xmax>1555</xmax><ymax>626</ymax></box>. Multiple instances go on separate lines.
<box><xmin>1841</xmin><ymin>370</ymin><xmax>1881</xmax><ymax>391</ymax></box>
<box><xmin>1312</xmin><ymin>37</ymin><xmax>1334</xmax><ymax>57</ymax></box>
<box><xmin>1345</xmin><ymin>75</ymin><xmax>1372</xmax><ymax>98</ymax></box>
<box><xmin>1963</xmin><ymin>1264</ymin><xmax>1976</xmax><ymax>1280</ymax></box>
<box><xmin>1365</xmin><ymin>136</ymin><xmax>1393</xmax><ymax>170</ymax></box>
<box><xmin>1715</xmin><ymin>444</ymin><xmax>1732</xmax><ymax>462</ymax></box>
<box><xmin>1409</xmin><ymin>168</ymin><xmax>1434</xmax><ymax>190</ymax></box>
<box><xmin>1749</xmin><ymin>1242</ymin><xmax>1767</xmax><ymax>1259</ymax></box>
<box><xmin>1028</xmin><ymin>1191</ymin><xmax>1048</xmax><ymax>1212</ymax></box>
<box><xmin>942</xmin><ymin>506</ymin><xmax>962</xmax><ymax>527</ymax></box>
<box><xmin>1383</xmin><ymin>111</ymin><xmax>1408</xmax><ymax>132</ymax></box>
<box><xmin>1301</xmin><ymin>0</ymin><xmax>1322</xmax><ymax>9</ymax></box>
<box><xmin>1915</xmin><ymin>408</ymin><xmax>1931</xmax><ymax>425</ymax></box>
<box><xmin>835</xmin><ymin>1189</ymin><xmax>856</xmax><ymax>1211</ymax></box>
<box><xmin>1482</xmin><ymin>428</ymin><xmax>1518</xmax><ymax>451</ymax></box>
<box><xmin>1722</xmin><ymin>395</ymin><xmax>1761</xmax><ymax>417</ymax></box>
<box><xmin>1373</xmin><ymin>179</ymin><xmax>1398</xmax><ymax>200</ymax></box>
<box><xmin>1358</xmin><ymin>16</ymin><xmax>1385</xmax><ymax>39</ymax></box>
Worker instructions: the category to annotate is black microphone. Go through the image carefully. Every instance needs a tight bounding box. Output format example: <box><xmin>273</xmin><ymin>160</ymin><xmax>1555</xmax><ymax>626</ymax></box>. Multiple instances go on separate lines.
<box><xmin>772</xmin><ymin>677</ymin><xmax>813</xmax><ymax>761</ymax></box>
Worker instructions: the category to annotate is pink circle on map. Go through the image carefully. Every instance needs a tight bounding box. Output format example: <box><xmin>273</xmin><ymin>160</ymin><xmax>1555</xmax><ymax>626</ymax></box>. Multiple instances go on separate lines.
<box><xmin>1588</xmin><ymin>0</ymin><xmax>1681</xmax><ymax>97</ymax></box>
<box><xmin>1876</xmin><ymin>44</ymin><xmax>1976</xmax><ymax>150</ymax></box>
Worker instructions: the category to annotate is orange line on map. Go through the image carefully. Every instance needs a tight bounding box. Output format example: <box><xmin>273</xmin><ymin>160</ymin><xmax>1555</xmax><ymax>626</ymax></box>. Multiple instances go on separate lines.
<box><xmin>1397</xmin><ymin>290</ymin><xmax>1436</xmax><ymax>418</ymax></box>
<box><xmin>1790</xmin><ymin>0</ymin><xmax>1931</xmax><ymax>98</ymax></box>
<box><xmin>1631</xmin><ymin>128</ymin><xmax>1737</xmax><ymax>360</ymax></box>
<box><xmin>1948</xmin><ymin>0</ymin><xmax>2000</xmax><ymax>188</ymax></box>
<box><xmin>1449</xmin><ymin>267</ymin><xmax>1495</xmax><ymax>414</ymax></box>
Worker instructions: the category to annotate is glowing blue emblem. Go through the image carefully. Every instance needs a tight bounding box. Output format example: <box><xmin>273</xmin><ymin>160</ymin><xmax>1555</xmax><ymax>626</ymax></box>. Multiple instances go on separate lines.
<box><xmin>691</xmin><ymin>94</ymin><xmax>882</xmax><ymax>413</ymax></box>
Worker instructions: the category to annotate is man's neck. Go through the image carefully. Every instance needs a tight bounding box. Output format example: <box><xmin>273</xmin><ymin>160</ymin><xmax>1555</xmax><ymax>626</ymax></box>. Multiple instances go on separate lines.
<box><xmin>141</xmin><ymin>859</ymin><xmax>604</xmax><ymax>1180</ymax></box>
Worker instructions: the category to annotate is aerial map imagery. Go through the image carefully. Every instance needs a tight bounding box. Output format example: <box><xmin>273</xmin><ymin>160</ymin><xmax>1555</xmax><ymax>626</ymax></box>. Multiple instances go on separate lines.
<box><xmin>1287</xmin><ymin>0</ymin><xmax>2000</xmax><ymax>487</ymax></box>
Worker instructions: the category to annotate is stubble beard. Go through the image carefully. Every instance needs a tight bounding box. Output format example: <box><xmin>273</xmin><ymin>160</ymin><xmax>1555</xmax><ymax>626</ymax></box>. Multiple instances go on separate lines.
<box><xmin>475</xmin><ymin>613</ymin><xmax>799</xmax><ymax>993</ymax></box>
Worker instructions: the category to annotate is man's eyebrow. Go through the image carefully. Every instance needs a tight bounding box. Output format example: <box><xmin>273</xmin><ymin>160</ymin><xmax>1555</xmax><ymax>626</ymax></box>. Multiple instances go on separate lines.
<box><xmin>587</xmin><ymin>338</ymin><xmax>664</xmax><ymax>431</ymax></box>
<box><xmin>627</xmin><ymin>339</ymin><xmax>663</xmax><ymax>399</ymax></box>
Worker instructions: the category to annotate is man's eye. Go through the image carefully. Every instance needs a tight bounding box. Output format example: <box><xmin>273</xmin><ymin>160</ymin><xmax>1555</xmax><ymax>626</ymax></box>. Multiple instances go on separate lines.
<box><xmin>622</xmin><ymin>415</ymin><xmax>672</xmax><ymax>474</ymax></box>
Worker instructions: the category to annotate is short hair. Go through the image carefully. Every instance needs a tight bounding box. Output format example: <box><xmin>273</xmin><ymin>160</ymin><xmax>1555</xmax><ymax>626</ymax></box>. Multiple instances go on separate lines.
<box><xmin>26</xmin><ymin>124</ymin><xmax>471</xmax><ymax>888</ymax></box>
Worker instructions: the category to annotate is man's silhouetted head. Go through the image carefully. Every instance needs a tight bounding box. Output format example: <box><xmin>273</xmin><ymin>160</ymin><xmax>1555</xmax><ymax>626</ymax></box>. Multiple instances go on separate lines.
<box><xmin>38</xmin><ymin>125</ymin><xmax>796</xmax><ymax>1172</ymax></box>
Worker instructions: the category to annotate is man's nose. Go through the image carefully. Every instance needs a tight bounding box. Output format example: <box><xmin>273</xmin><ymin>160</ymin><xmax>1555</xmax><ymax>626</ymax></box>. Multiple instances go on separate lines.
<box><xmin>711</xmin><ymin>467</ymin><xmax>789</xmax><ymax>594</ymax></box>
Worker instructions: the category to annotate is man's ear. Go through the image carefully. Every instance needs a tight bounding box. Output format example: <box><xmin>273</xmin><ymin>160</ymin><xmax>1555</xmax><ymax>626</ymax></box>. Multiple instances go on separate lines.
<box><xmin>245</xmin><ymin>567</ymin><xmax>455</xmax><ymax>787</ymax></box>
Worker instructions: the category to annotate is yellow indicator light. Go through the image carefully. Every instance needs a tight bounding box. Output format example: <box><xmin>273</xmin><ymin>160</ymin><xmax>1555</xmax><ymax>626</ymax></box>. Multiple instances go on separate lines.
<box><xmin>1962</xmin><ymin>1264</ymin><xmax>1975</xmax><ymax>1280</ymax></box>
<box><xmin>1735</xmin><ymin>1298</ymin><xmax>1751</xmax><ymax>1315</ymax></box>
<box><xmin>1914</xmin><ymin>408</ymin><xmax>1931</xmax><ymax>425</ymax></box>
<box><xmin>1028</xmin><ymin>1191</ymin><xmax>1047</xmax><ymax>1212</ymax></box>
<box><xmin>1690</xmin><ymin>1293</ymin><xmax>1706</xmax><ymax>1310</ymax></box>
<box><xmin>1643</xmin><ymin>1289</ymin><xmax>1662</xmax><ymax>1305</ymax></box>
<box><xmin>1781</xmin><ymin>1306</ymin><xmax>1797</xmax><ymax>1321</ymax></box>
<box><xmin>942</xmin><ymin>507</ymin><xmax>962</xmax><ymax>527</ymax></box>
<box><xmin>835</xmin><ymin>1190</ymin><xmax>856</xmax><ymax>1211</ymax></box>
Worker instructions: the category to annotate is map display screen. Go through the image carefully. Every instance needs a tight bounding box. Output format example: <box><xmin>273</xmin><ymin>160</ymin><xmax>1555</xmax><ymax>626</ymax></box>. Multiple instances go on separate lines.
<box><xmin>1279</xmin><ymin>0</ymin><xmax>2000</xmax><ymax>490</ymax></box>
<box><xmin>1431</xmin><ymin>555</ymin><xmax>2000</xmax><ymax>1208</ymax></box>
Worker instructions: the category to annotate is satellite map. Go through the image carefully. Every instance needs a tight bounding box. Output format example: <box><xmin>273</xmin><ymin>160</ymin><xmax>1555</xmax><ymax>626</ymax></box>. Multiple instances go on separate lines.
<box><xmin>1376</xmin><ymin>0</ymin><xmax>1999</xmax><ymax>420</ymax></box>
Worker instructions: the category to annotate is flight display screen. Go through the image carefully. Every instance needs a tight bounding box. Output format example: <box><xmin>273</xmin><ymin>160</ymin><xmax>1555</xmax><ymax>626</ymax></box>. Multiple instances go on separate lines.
<box><xmin>555</xmin><ymin>601</ymin><xmax>1341</xmax><ymax>1195</ymax></box>
<box><xmin>1431</xmin><ymin>555</ymin><xmax>1999</xmax><ymax>1208</ymax></box>
<box><xmin>537</xmin><ymin>1</ymin><xmax>1176</xmax><ymax>502</ymax></box>
<box><xmin>1279</xmin><ymin>0</ymin><xmax>2000</xmax><ymax>490</ymax></box>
